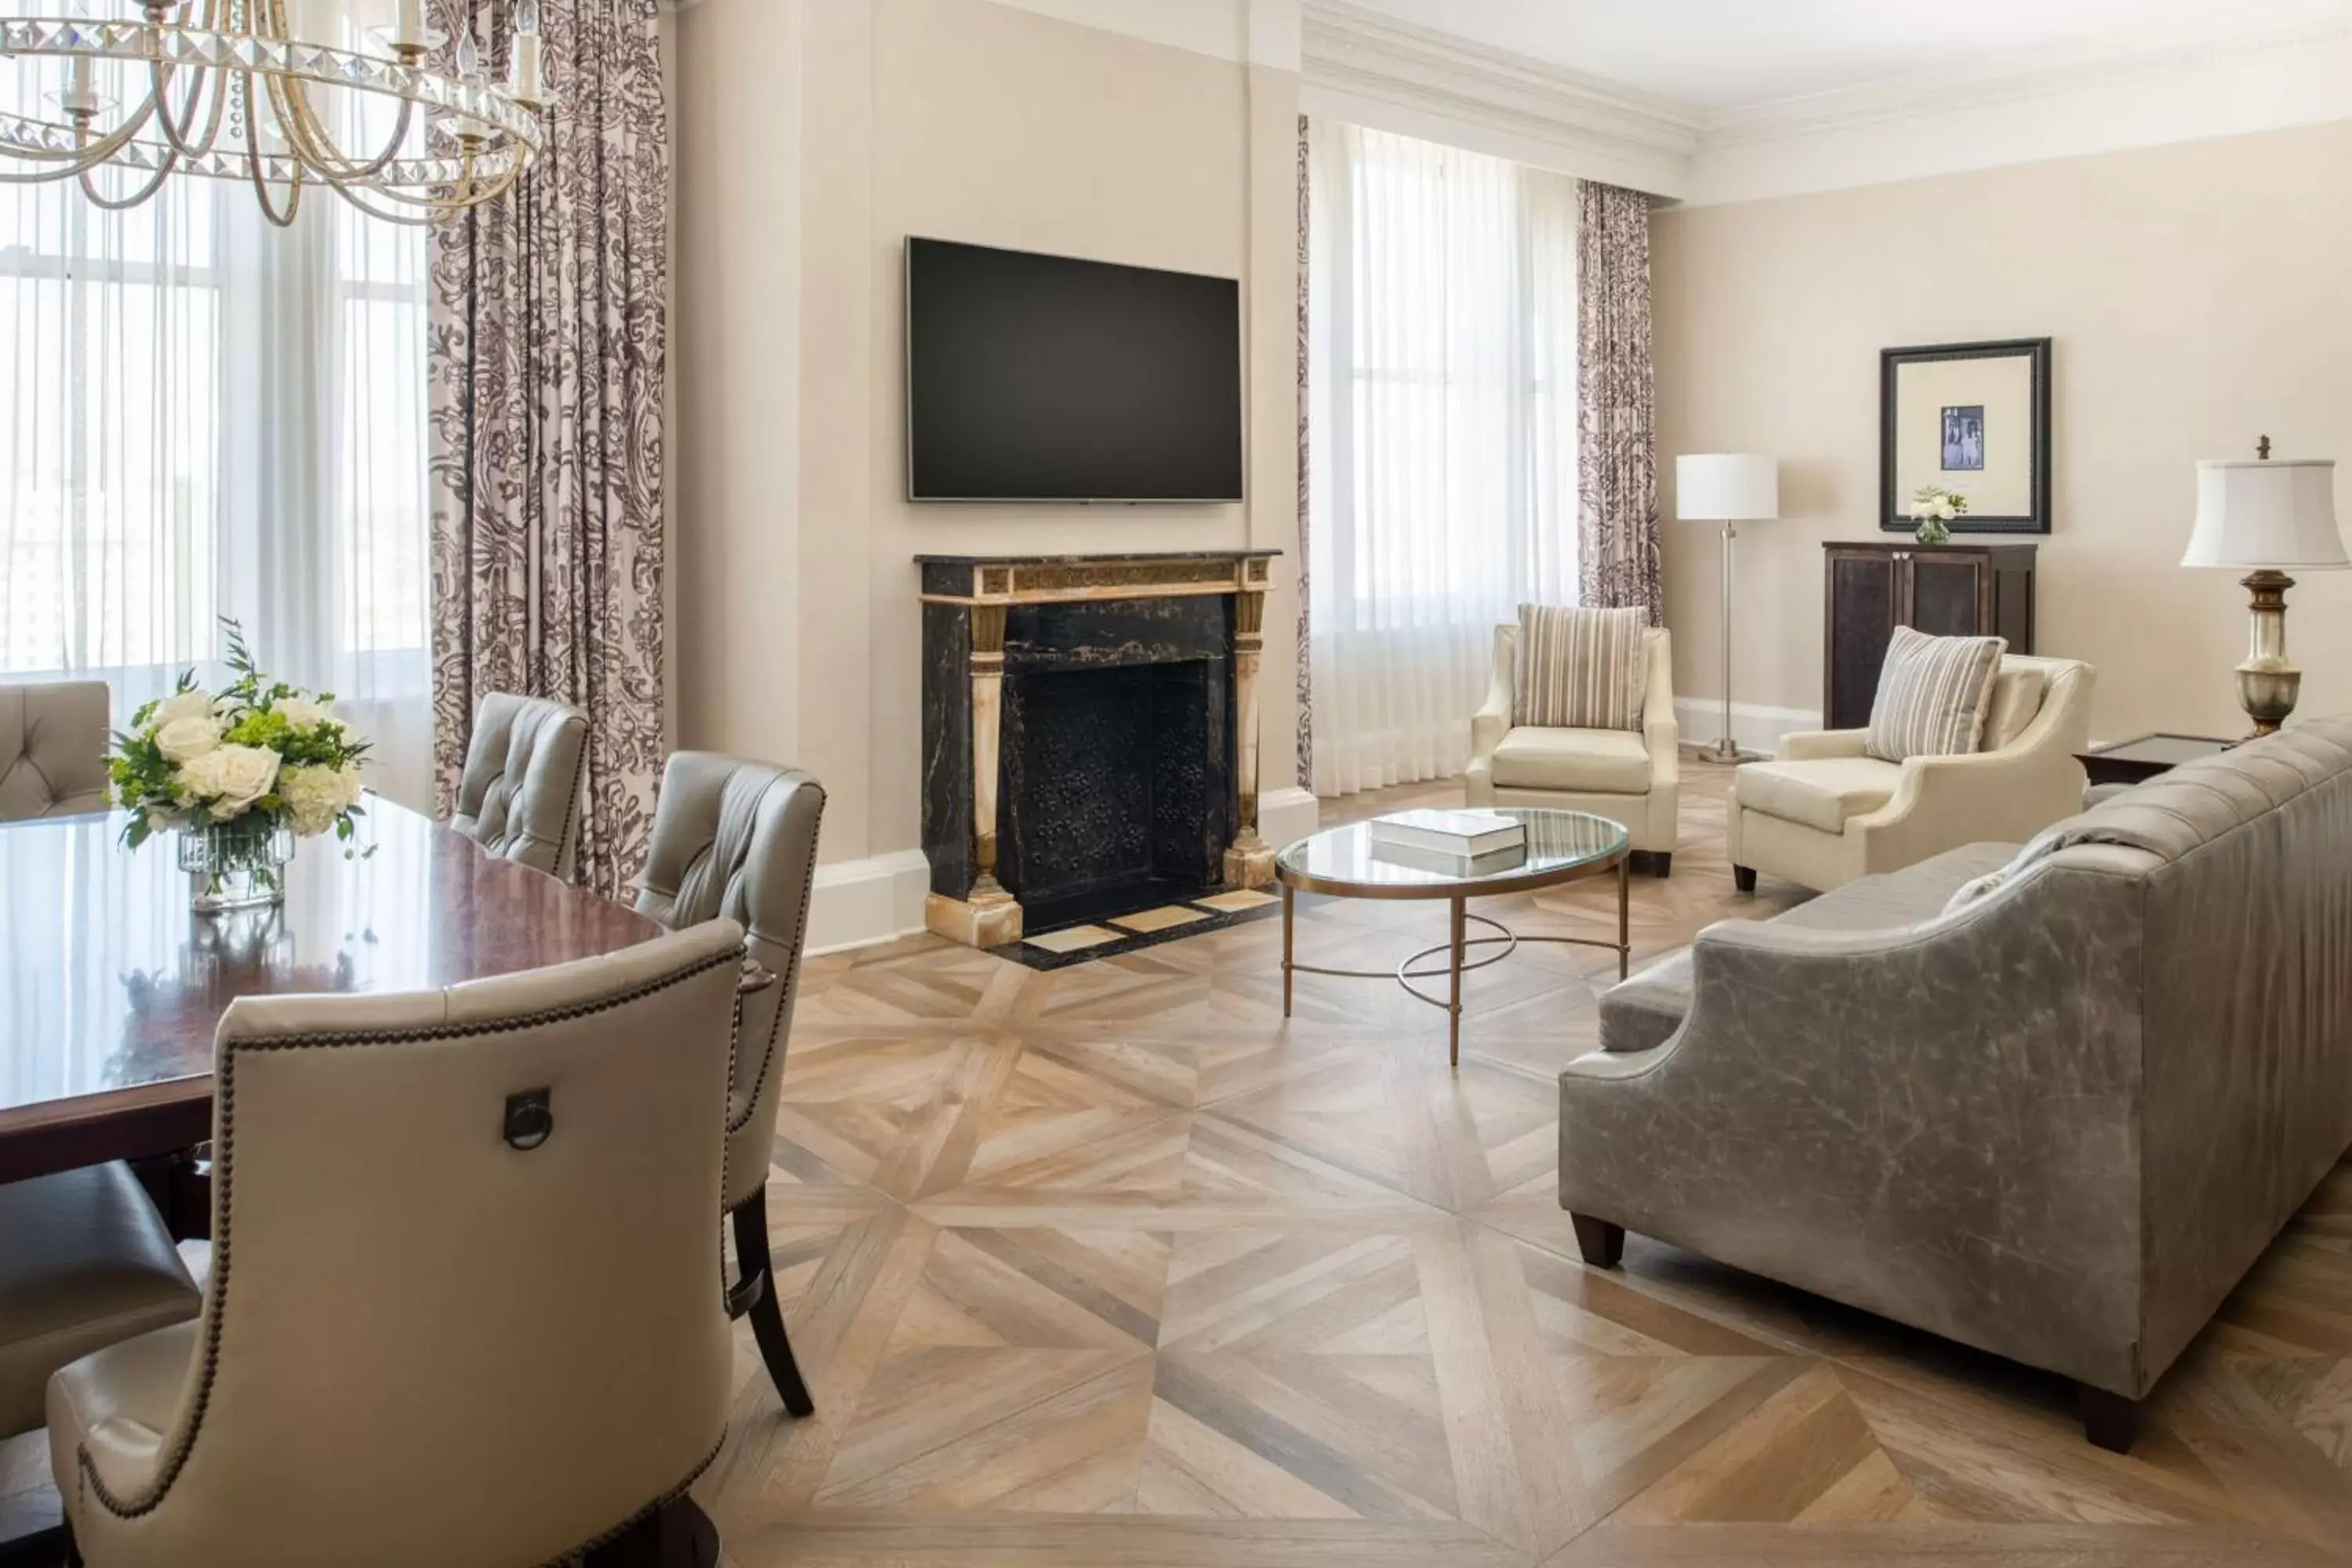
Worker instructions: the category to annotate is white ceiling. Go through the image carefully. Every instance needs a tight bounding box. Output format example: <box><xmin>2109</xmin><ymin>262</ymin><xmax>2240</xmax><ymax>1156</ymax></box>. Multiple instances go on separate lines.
<box><xmin>1330</xmin><ymin>0</ymin><xmax>2352</xmax><ymax>111</ymax></box>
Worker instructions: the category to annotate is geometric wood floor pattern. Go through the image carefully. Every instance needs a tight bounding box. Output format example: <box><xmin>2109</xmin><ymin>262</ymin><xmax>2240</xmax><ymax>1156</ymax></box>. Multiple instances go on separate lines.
<box><xmin>699</xmin><ymin>762</ymin><xmax>2352</xmax><ymax>1566</ymax></box>
<box><xmin>2</xmin><ymin>767</ymin><xmax>2342</xmax><ymax>1563</ymax></box>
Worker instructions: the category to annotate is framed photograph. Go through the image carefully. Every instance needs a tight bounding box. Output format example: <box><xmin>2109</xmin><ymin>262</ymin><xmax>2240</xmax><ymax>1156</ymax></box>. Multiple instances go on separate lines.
<box><xmin>1880</xmin><ymin>338</ymin><xmax>2051</xmax><ymax>534</ymax></box>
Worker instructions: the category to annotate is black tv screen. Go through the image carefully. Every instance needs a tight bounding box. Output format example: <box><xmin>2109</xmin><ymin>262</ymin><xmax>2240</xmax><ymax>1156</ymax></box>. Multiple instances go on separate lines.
<box><xmin>906</xmin><ymin>238</ymin><xmax>1244</xmax><ymax>503</ymax></box>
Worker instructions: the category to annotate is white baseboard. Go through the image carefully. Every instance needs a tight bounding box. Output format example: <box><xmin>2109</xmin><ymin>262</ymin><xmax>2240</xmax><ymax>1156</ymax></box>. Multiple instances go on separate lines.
<box><xmin>1261</xmin><ymin>786</ymin><xmax>1321</xmax><ymax>849</ymax></box>
<box><xmin>807</xmin><ymin>848</ymin><xmax>932</xmax><ymax>956</ymax></box>
<box><xmin>1673</xmin><ymin>698</ymin><xmax>1824</xmax><ymax>757</ymax></box>
<box><xmin>805</xmin><ymin>792</ymin><xmax>1326</xmax><ymax>957</ymax></box>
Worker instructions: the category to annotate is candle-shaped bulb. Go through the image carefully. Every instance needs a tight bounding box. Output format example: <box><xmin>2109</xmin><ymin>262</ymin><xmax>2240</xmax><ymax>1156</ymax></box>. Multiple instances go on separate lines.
<box><xmin>455</xmin><ymin>15</ymin><xmax>481</xmax><ymax>77</ymax></box>
<box><xmin>510</xmin><ymin>0</ymin><xmax>545</xmax><ymax>103</ymax></box>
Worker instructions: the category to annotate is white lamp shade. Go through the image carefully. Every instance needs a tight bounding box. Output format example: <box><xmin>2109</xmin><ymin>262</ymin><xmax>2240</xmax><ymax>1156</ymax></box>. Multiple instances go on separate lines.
<box><xmin>1677</xmin><ymin>454</ymin><xmax>1779</xmax><ymax>522</ymax></box>
<box><xmin>2183</xmin><ymin>459</ymin><xmax>2350</xmax><ymax>570</ymax></box>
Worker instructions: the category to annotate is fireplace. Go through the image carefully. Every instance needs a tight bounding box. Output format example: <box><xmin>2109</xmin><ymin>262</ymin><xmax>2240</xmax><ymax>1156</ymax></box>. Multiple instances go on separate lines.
<box><xmin>918</xmin><ymin>551</ymin><xmax>1278</xmax><ymax>947</ymax></box>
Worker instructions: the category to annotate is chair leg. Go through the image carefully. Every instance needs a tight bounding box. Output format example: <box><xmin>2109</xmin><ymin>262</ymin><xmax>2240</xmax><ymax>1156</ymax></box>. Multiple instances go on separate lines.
<box><xmin>731</xmin><ymin>1191</ymin><xmax>816</xmax><ymax>1418</ymax></box>
<box><xmin>1733</xmin><ymin>865</ymin><xmax>1758</xmax><ymax>894</ymax></box>
<box><xmin>1570</xmin><ymin>1214</ymin><xmax>1626</xmax><ymax>1269</ymax></box>
<box><xmin>2081</xmin><ymin>1385</ymin><xmax>2142</xmax><ymax>1454</ymax></box>
<box><xmin>582</xmin><ymin>1497</ymin><xmax>719</xmax><ymax>1568</ymax></box>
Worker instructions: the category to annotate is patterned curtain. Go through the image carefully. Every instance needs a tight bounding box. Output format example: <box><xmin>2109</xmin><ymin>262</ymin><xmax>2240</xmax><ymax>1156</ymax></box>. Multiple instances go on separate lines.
<box><xmin>427</xmin><ymin>0</ymin><xmax>670</xmax><ymax>898</ymax></box>
<box><xmin>1576</xmin><ymin>181</ymin><xmax>1664</xmax><ymax>626</ymax></box>
<box><xmin>1294</xmin><ymin>114</ymin><xmax>1313</xmax><ymax>791</ymax></box>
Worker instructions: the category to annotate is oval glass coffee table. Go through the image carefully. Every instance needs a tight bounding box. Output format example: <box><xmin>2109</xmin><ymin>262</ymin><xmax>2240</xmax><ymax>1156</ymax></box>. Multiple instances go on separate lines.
<box><xmin>1276</xmin><ymin>809</ymin><xmax>1632</xmax><ymax>1066</ymax></box>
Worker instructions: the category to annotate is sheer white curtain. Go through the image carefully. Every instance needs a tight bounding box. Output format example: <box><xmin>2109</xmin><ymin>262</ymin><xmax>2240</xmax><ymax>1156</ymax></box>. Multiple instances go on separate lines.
<box><xmin>0</xmin><ymin>20</ymin><xmax>433</xmax><ymax>811</ymax></box>
<box><xmin>1308</xmin><ymin>122</ymin><xmax>1580</xmax><ymax>797</ymax></box>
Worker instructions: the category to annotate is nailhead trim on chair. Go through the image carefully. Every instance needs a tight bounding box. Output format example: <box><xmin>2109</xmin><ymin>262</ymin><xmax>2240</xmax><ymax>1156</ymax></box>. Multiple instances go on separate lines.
<box><xmin>76</xmin><ymin>945</ymin><xmax>744</xmax><ymax>1525</ymax></box>
<box><xmin>725</xmin><ymin>783</ymin><xmax>825</xmax><ymax>1140</ymax></box>
<box><xmin>536</xmin><ymin>1429</ymin><xmax>728</xmax><ymax>1568</ymax></box>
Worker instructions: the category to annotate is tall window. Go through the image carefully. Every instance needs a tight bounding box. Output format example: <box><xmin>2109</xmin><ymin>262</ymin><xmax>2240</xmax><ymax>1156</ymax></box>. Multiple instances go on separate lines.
<box><xmin>0</xmin><ymin>31</ymin><xmax>433</xmax><ymax>808</ymax></box>
<box><xmin>1308</xmin><ymin>123</ymin><xmax>1579</xmax><ymax>796</ymax></box>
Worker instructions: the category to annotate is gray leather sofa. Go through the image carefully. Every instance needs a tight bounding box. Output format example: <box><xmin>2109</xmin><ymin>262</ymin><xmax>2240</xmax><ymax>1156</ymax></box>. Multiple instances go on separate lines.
<box><xmin>1559</xmin><ymin>718</ymin><xmax>2352</xmax><ymax>1452</ymax></box>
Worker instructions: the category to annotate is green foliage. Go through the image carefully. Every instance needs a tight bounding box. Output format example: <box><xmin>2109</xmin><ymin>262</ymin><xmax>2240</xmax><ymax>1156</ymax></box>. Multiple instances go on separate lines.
<box><xmin>107</xmin><ymin>615</ymin><xmax>376</xmax><ymax>858</ymax></box>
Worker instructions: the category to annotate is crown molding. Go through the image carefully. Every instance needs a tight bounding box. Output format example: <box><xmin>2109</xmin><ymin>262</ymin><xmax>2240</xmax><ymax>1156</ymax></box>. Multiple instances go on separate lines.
<box><xmin>1704</xmin><ymin>8</ymin><xmax>2352</xmax><ymax>150</ymax></box>
<box><xmin>1299</xmin><ymin>0</ymin><xmax>1700</xmax><ymax>197</ymax></box>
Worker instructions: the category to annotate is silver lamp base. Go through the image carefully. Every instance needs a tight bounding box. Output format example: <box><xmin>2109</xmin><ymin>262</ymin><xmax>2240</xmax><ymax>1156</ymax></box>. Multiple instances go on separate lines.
<box><xmin>1688</xmin><ymin>737</ymin><xmax>1767</xmax><ymax>765</ymax></box>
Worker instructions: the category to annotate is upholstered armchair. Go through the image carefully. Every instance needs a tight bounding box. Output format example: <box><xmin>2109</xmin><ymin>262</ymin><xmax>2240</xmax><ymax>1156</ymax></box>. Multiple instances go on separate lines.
<box><xmin>1467</xmin><ymin>623</ymin><xmax>1679</xmax><ymax>873</ymax></box>
<box><xmin>636</xmin><ymin>751</ymin><xmax>826</xmax><ymax>1419</ymax></box>
<box><xmin>0</xmin><ymin>680</ymin><xmax>111</xmax><ymax>822</ymax></box>
<box><xmin>449</xmin><ymin>691</ymin><xmax>589</xmax><ymax>878</ymax></box>
<box><xmin>1731</xmin><ymin>655</ymin><xmax>2094</xmax><ymax>894</ymax></box>
<box><xmin>45</xmin><ymin>922</ymin><xmax>746</xmax><ymax>1568</ymax></box>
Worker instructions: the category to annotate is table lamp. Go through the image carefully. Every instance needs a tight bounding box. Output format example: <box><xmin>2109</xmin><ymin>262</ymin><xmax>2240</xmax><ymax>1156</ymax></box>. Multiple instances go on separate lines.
<box><xmin>2182</xmin><ymin>439</ymin><xmax>2349</xmax><ymax>739</ymax></box>
<box><xmin>1676</xmin><ymin>454</ymin><xmax>1780</xmax><ymax>764</ymax></box>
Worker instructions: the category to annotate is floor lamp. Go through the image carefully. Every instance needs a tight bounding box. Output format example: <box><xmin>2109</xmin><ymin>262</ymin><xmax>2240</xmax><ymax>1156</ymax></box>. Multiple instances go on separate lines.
<box><xmin>1676</xmin><ymin>454</ymin><xmax>1780</xmax><ymax>764</ymax></box>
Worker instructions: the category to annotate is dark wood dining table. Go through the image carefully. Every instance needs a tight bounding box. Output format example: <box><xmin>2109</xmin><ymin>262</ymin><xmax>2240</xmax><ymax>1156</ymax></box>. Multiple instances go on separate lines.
<box><xmin>0</xmin><ymin>798</ymin><xmax>664</xmax><ymax>1189</ymax></box>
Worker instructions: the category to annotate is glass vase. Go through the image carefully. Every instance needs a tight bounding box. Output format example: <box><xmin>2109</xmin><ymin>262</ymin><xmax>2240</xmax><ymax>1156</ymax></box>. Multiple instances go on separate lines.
<box><xmin>178</xmin><ymin>817</ymin><xmax>296</xmax><ymax>915</ymax></box>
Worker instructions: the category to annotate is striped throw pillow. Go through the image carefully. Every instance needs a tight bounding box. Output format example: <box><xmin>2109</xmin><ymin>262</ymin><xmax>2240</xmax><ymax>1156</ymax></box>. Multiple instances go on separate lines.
<box><xmin>1513</xmin><ymin>604</ymin><xmax>1650</xmax><ymax>732</ymax></box>
<box><xmin>1867</xmin><ymin>626</ymin><xmax>2007</xmax><ymax>762</ymax></box>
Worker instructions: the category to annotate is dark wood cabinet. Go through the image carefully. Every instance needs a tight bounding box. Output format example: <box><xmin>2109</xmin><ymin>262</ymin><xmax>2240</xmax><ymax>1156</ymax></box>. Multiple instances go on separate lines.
<box><xmin>1823</xmin><ymin>542</ymin><xmax>2038</xmax><ymax>731</ymax></box>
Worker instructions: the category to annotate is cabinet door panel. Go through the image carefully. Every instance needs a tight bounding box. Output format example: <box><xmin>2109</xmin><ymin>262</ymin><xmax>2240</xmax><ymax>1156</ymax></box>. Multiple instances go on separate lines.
<box><xmin>1828</xmin><ymin>553</ymin><xmax>1898</xmax><ymax>730</ymax></box>
<box><xmin>1908</xmin><ymin>556</ymin><xmax>1987</xmax><ymax>639</ymax></box>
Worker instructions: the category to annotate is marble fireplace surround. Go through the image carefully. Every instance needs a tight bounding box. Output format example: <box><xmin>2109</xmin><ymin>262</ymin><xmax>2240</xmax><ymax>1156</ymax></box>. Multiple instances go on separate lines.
<box><xmin>918</xmin><ymin>550</ymin><xmax>1281</xmax><ymax>949</ymax></box>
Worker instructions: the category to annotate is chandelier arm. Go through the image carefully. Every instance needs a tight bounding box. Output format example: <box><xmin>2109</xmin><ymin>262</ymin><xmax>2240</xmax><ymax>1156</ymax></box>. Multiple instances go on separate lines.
<box><xmin>269</xmin><ymin>71</ymin><xmax>418</xmax><ymax>183</ymax></box>
<box><xmin>318</xmin><ymin>145</ymin><xmax>527</xmax><ymax>215</ymax></box>
<box><xmin>319</xmin><ymin>179</ymin><xmax>436</xmax><ymax>227</ymax></box>
<box><xmin>142</xmin><ymin>51</ymin><xmax>231</xmax><ymax>163</ymax></box>
<box><xmin>0</xmin><ymin>90</ymin><xmax>163</xmax><ymax>173</ymax></box>
<box><xmin>257</xmin><ymin>0</ymin><xmax>419</xmax><ymax>181</ymax></box>
<box><xmin>77</xmin><ymin>143</ymin><xmax>181</xmax><ymax>210</ymax></box>
<box><xmin>241</xmin><ymin>74</ymin><xmax>303</xmax><ymax>229</ymax></box>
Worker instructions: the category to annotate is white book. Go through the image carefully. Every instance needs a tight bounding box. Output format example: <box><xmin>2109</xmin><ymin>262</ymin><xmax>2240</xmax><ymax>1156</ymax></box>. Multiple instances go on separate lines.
<box><xmin>1367</xmin><ymin>808</ymin><xmax>1526</xmax><ymax>856</ymax></box>
<box><xmin>1370</xmin><ymin>839</ymin><xmax>1529</xmax><ymax>878</ymax></box>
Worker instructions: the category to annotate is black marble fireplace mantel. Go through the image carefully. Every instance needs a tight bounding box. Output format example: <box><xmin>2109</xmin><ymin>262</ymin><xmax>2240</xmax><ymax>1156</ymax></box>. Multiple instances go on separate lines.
<box><xmin>918</xmin><ymin>550</ymin><xmax>1281</xmax><ymax>948</ymax></box>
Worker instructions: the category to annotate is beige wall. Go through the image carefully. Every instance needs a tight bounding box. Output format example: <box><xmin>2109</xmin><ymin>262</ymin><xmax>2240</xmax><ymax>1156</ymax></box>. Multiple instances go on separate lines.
<box><xmin>1655</xmin><ymin>118</ymin><xmax>2352</xmax><ymax>742</ymax></box>
<box><xmin>674</xmin><ymin>0</ymin><xmax>1301</xmax><ymax>872</ymax></box>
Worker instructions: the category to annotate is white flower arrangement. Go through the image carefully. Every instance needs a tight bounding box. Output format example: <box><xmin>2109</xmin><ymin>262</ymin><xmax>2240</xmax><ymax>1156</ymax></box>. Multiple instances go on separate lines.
<box><xmin>107</xmin><ymin>620</ymin><xmax>375</xmax><ymax>854</ymax></box>
<box><xmin>1908</xmin><ymin>485</ymin><xmax>1970</xmax><ymax>544</ymax></box>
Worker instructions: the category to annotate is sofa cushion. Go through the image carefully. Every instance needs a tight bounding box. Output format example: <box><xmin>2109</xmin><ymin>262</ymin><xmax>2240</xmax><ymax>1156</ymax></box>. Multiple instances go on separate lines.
<box><xmin>1513</xmin><ymin>604</ymin><xmax>1650</xmax><ymax>731</ymax></box>
<box><xmin>1866</xmin><ymin>626</ymin><xmax>2005</xmax><ymax>762</ymax></box>
<box><xmin>1491</xmin><ymin>726</ymin><xmax>1652</xmax><ymax>794</ymax></box>
<box><xmin>1599</xmin><ymin>841</ymin><xmax>2020</xmax><ymax>1054</ymax></box>
<box><xmin>1982</xmin><ymin>663</ymin><xmax>2048</xmax><ymax>751</ymax></box>
<box><xmin>1735</xmin><ymin>756</ymin><xmax>1904</xmax><ymax>836</ymax></box>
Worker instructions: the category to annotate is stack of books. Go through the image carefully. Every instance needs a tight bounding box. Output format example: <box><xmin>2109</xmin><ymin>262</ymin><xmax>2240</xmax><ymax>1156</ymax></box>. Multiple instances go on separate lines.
<box><xmin>1367</xmin><ymin>809</ymin><xmax>1528</xmax><ymax>876</ymax></box>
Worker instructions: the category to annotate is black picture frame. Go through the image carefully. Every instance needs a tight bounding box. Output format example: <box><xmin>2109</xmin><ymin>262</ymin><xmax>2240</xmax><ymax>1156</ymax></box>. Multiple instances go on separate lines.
<box><xmin>1879</xmin><ymin>337</ymin><xmax>2052</xmax><ymax>535</ymax></box>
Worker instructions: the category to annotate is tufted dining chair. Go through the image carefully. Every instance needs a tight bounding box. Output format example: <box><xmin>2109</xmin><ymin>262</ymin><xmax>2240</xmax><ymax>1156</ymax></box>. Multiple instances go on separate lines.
<box><xmin>448</xmin><ymin>691</ymin><xmax>589</xmax><ymax>878</ymax></box>
<box><xmin>44</xmin><ymin>921</ymin><xmax>746</xmax><ymax>1568</ymax></box>
<box><xmin>635</xmin><ymin>752</ymin><xmax>826</xmax><ymax>1420</ymax></box>
<box><xmin>1</xmin><ymin>680</ymin><xmax>203</xmax><ymax>1456</ymax></box>
<box><xmin>0</xmin><ymin>679</ymin><xmax>111</xmax><ymax>822</ymax></box>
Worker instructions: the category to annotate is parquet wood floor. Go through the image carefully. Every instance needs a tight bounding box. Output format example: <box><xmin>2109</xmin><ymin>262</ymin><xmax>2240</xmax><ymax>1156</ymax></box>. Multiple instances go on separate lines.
<box><xmin>5</xmin><ymin>764</ymin><xmax>2345</xmax><ymax>1566</ymax></box>
<box><xmin>706</xmin><ymin>761</ymin><xmax>2352</xmax><ymax>1567</ymax></box>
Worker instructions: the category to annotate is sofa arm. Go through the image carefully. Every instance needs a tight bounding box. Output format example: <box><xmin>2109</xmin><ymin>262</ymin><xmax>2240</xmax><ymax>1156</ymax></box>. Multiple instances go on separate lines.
<box><xmin>1471</xmin><ymin>628</ymin><xmax>1514</xmax><ymax>768</ymax></box>
<box><xmin>1559</xmin><ymin>862</ymin><xmax>2150</xmax><ymax>1394</ymax></box>
<box><xmin>1780</xmin><ymin>729</ymin><xmax>1870</xmax><ymax>761</ymax></box>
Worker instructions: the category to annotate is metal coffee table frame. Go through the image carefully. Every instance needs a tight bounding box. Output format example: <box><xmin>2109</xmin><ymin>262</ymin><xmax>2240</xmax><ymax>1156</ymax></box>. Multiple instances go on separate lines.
<box><xmin>1278</xmin><ymin>840</ymin><xmax>1632</xmax><ymax>1068</ymax></box>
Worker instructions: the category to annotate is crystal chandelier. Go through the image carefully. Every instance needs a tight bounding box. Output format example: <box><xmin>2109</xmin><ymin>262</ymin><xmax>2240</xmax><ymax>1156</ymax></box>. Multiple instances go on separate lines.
<box><xmin>0</xmin><ymin>0</ymin><xmax>549</xmax><ymax>224</ymax></box>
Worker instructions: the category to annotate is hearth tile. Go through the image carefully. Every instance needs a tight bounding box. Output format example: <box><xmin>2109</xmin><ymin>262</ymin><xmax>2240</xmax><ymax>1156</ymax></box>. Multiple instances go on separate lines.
<box><xmin>1027</xmin><ymin>925</ymin><xmax>1126</xmax><ymax>955</ymax></box>
<box><xmin>1111</xmin><ymin>906</ymin><xmax>1210</xmax><ymax>935</ymax></box>
<box><xmin>1193</xmin><ymin>890</ymin><xmax>1279</xmax><ymax>914</ymax></box>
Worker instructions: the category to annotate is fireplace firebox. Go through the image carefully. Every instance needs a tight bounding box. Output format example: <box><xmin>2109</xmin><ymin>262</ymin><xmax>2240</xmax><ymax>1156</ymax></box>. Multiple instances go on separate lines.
<box><xmin>918</xmin><ymin>551</ymin><xmax>1280</xmax><ymax>948</ymax></box>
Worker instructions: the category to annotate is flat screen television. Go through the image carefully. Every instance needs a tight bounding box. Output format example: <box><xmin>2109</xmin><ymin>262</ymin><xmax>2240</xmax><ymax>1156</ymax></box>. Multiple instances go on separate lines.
<box><xmin>906</xmin><ymin>238</ymin><xmax>1244</xmax><ymax>503</ymax></box>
